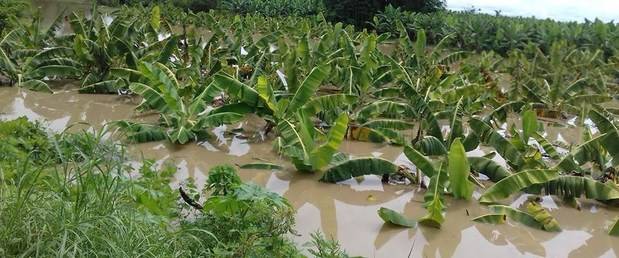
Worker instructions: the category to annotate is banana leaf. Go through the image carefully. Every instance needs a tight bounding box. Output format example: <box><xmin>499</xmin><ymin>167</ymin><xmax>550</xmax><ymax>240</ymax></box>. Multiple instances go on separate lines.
<box><xmin>610</xmin><ymin>219</ymin><xmax>619</xmax><ymax>236</ymax></box>
<box><xmin>404</xmin><ymin>145</ymin><xmax>436</xmax><ymax>177</ymax></box>
<box><xmin>285</xmin><ymin>64</ymin><xmax>331</xmax><ymax>117</ymax></box>
<box><xmin>589</xmin><ymin>109</ymin><xmax>617</xmax><ymax>134</ymax></box>
<box><xmin>470</xmin><ymin>118</ymin><xmax>524</xmax><ymax>169</ymax></box>
<box><xmin>320</xmin><ymin>158</ymin><xmax>398</xmax><ymax>183</ymax></box>
<box><xmin>479</xmin><ymin>169</ymin><xmax>560</xmax><ymax>204</ymax></box>
<box><xmin>415</xmin><ymin>136</ymin><xmax>447</xmax><ymax>156</ymax></box>
<box><xmin>526</xmin><ymin>176</ymin><xmax>619</xmax><ymax>201</ymax></box>
<box><xmin>378</xmin><ymin>207</ymin><xmax>417</xmax><ymax>228</ymax></box>
<box><xmin>488</xmin><ymin>205</ymin><xmax>560</xmax><ymax>232</ymax></box>
<box><xmin>310</xmin><ymin>114</ymin><xmax>349</xmax><ymax>170</ymax></box>
<box><xmin>468</xmin><ymin>156</ymin><xmax>511</xmax><ymax>182</ymax></box>
<box><xmin>522</xmin><ymin>109</ymin><xmax>537</xmax><ymax>143</ymax></box>
<box><xmin>112</xmin><ymin>121</ymin><xmax>166</xmax><ymax>143</ymax></box>
<box><xmin>19</xmin><ymin>79</ymin><xmax>52</xmax><ymax>93</ymax></box>
<box><xmin>447</xmin><ymin>98</ymin><xmax>464</xmax><ymax>146</ymax></box>
<box><xmin>526</xmin><ymin>202</ymin><xmax>561</xmax><ymax>232</ymax></box>
<box><xmin>302</xmin><ymin>94</ymin><xmax>357</xmax><ymax>116</ymax></box>
<box><xmin>419</xmin><ymin>166</ymin><xmax>446</xmax><ymax>228</ymax></box>
<box><xmin>239</xmin><ymin>162</ymin><xmax>284</xmax><ymax>170</ymax></box>
<box><xmin>449</xmin><ymin>138</ymin><xmax>474</xmax><ymax>200</ymax></box>
<box><xmin>472</xmin><ymin>214</ymin><xmax>507</xmax><ymax>224</ymax></box>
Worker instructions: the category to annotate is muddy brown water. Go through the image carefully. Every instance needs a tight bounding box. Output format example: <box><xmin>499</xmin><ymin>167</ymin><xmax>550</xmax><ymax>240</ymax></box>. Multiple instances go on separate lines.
<box><xmin>2</xmin><ymin>85</ymin><xmax>619</xmax><ymax>257</ymax></box>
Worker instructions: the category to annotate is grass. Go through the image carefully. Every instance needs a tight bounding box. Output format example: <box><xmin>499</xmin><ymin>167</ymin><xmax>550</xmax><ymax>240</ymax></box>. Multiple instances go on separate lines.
<box><xmin>0</xmin><ymin>117</ymin><xmax>348</xmax><ymax>257</ymax></box>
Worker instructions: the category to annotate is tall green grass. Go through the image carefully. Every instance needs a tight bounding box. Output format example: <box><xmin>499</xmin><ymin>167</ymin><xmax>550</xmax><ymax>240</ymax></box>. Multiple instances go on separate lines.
<box><xmin>1</xmin><ymin>118</ymin><xmax>345</xmax><ymax>257</ymax></box>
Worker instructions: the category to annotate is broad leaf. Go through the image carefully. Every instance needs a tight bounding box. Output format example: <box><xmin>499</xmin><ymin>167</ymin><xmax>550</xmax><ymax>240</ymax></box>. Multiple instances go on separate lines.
<box><xmin>479</xmin><ymin>169</ymin><xmax>560</xmax><ymax>204</ymax></box>
<box><xmin>468</xmin><ymin>157</ymin><xmax>511</xmax><ymax>182</ymax></box>
<box><xmin>285</xmin><ymin>64</ymin><xmax>331</xmax><ymax>116</ymax></box>
<box><xmin>448</xmin><ymin>138</ymin><xmax>474</xmax><ymax>200</ymax></box>
<box><xmin>239</xmin><ymin>162</ymin><xmax>284</xmax><ymax>170</ymax></box>
<box><xmin>527</xmin><ymin>176</ymin><xmax>619</xmax><ymax>201</ymax></box>
<box><xmin>320</xmin><ymin>158</ymin><xmax>398</xmax><ymax>183</ymax></box>
<box><xmin>404</xmin><ymin>145</ymin><xmax>436</xmax><ymax>177</ymax></box>
<box><xmin>310</xmin><ymin>113</ymin><xmax>349</xmax><ymax>170</ymax></box>
<box><xmin>378</xmin><ymin>207</ymin><xmax>416</xmax><ymax>228</ymax></box>
<box><xmin>419</xmin><ymin>166</ymin><xmax>446</xmax><ymax>228</ymax></box>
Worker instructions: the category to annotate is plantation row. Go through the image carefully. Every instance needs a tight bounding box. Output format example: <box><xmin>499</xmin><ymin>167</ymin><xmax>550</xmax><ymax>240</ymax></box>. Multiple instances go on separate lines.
<box><xmin>1</xmin><ymin>1</ymin><xmax>619</xmax><ymax>248</ymax></box>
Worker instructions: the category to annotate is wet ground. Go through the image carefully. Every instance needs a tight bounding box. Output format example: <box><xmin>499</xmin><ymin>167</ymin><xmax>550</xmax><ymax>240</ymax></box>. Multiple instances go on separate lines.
<box><xmin>2</xmin><ymin>86</ymin><xmax>619</xmax><ymax>257</ymax></box>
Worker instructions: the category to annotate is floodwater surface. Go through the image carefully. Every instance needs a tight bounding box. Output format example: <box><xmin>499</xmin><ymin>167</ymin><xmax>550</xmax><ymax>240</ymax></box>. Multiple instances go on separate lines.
<box><xmin>2</xmin><ymin>86</ymin><xmax>619</xmax><ymax>257</ymax></box>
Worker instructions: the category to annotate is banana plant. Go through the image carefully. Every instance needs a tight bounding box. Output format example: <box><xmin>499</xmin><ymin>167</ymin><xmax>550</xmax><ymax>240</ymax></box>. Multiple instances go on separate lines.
<box><xmin>114</xmin><ymin>62</ymin><xmax>245</xmax><ymax>144</ymax></box>
<box><xmin>0</xmin><ymin>13</ymin><xmax>73</xmax><ymax>92</ymax></box>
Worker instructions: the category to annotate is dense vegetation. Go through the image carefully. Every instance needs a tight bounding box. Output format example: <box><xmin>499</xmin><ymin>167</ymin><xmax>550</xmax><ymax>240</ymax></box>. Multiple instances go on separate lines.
<box><xmin>1</xmin><ymin>0</ymin><xmax>619</xmax><ymax>256</ymax></box>
<box><xmin>0</xmin><ymin>117</ymin><xmax>351</xmax><ymax>257</ymax></box>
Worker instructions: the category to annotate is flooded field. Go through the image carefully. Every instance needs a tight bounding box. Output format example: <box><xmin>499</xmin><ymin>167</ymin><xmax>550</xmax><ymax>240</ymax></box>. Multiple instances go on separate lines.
<box><xmin>2</xmin><ymin>86</ymin><xmax>619</xmax><ymax>257</ymax></box>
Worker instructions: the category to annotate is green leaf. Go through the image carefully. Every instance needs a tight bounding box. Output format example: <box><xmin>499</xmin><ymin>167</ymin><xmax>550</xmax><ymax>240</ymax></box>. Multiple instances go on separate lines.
<box><xmin>256</xmin><ymin>75</ymin><xmax>277</xmax><ymax>112</ymax></box>
<box><xmin>378</xmin><ymin>207</ymin><xmax>416</xmax><ymax>228</ymax></box>
<box><xmin>414</xmin><ymin>136</ymin><xmax>447</xmax><ymax>156</ymax></box>
<box><xmin>201</xmin><ymin>112</ymin><xmax>244</xmax><ymax>128</ymax></box>
<box><xmin>489</xmin><ymin>205</ymin><xmax>554</xmax><ymax>231</ymax></box>
<box><xmin>112</xmin><ymin>121</ymin><xmax>166</xmax><ymax>143</ymax></box>
<box><xmin>522</xmin><ymin>109</ymin><xmax>537</xmax><ymax>143</ymax></box>
<box><xmin>310</xmin><ymin>114</ymin><xmax>349</xmax><ymax>171</ymax></box>
<box><xmin>19</xmin><ymin>80</ymin><xmax>52</xmax><ymax>93</ymax></box>
<box><xmin>303</xmin><ymin>94</ymin><xmax>357</xmax><ymax>116</ymax></box>
<box><xmin>419</xmin><ymin>166</ymin><xmax>446</xmax><ymax>228</ymax></box>
<box><xmin>285</xmin><ymin>64</ymin><xmax>331</xmax><ymax>117</ymax></box>
<box><xmin>239</xmin><ymin>162</ymin><xmax>284</xmax><ymax>170</ymax></box>
<box><xmin>526</xmin><ymin>202</ymin><xmax>561</xmax><ymax>232</ymax></box>
<box><xmin>532</xmin><ymin>132</ymin><xmax>560</xmax><ymax>160</ymax></box>
<box><xmin>479</xmin><ymin>169</ymin><xmax>560</xmax><ymax>204</ymax></box>
<box><xmin>404</xmin><ymin>145</ymin><xmax>436</xmax><ymax>177</ymax></box>
<box><xmin>320</xmin><ymin>158</ymin><xmax>398</xmax><ymax>183</ymax></box>
<box><xmin>470</xmin><ymin>118</ymin><xmax>524</xmax><ymax>169</ymax></box>
<box><xmin>610</xmin><ymin>219</ymin><xmax>619</xmax><ymax>236</ymax></box>
<box><xmin>468</xmin><ymin>157</ymin><xmax>511</xmax><ymax>182</ymax></box>
<box><xmin>212</xmin><ymin>73</ymin><xmax>260</xmax><ymax>107</ymax></box>
<box><xmin>449</xmin><ymin>138</ymin><xmax>474</xmax><ymax>200</ymax></box>
<box><xmin>447</xmin><ymin>98</ymin><xmax>465</xmax><ymax>146</ymax></box>
<box><xmin>589</xmin><ymin>108</ymin><xmax>617</xmax><ymax>134</ymax></box>
<box><xmin>150</xmin><ymin>5</ymin><xmax>161</xmax><ymax>31</ymax></box>
<box><xmin>527</xmin><ymin>176</ymin><xmax>619</xmax><ymax>201</ymax></box>
<box><xmin>472</xmin><ymin>214</ymin><xmax>507</xmax><ymax>224</ymax></box>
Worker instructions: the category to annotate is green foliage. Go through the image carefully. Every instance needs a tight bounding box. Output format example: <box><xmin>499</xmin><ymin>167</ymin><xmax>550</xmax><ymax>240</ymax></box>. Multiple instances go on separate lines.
<box><xmin>0</xmin><ymin>117</ymin><xmax>54</xmax><ymax>164</ymax></box>
<box><xmin>0</xmin><ymin>118</ymin><xmax>303</xmax><ymax>257</ymax></box>
<box><xmin>374</xmin><ymin>7</ymin><xmax>619</xmax><ymax>57</ymax></box>
<box><xmin>190</xmin><ymin>165</ymin><xmax>300</xmax><ymax>257</ymax></box>
<box><xmin>307</xmin><ymin>232</ymin><xmax>351</xmax><ymax>258</ymax></box>
<box><xmin>206</xmin><ymin>164</ymin><xmax>243</xmax><ymax>196</ymax></box>
<box><xmin>0</xmin><ymin>120</ymin><xmax>202</xmax><ymax>257</ymax></box>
